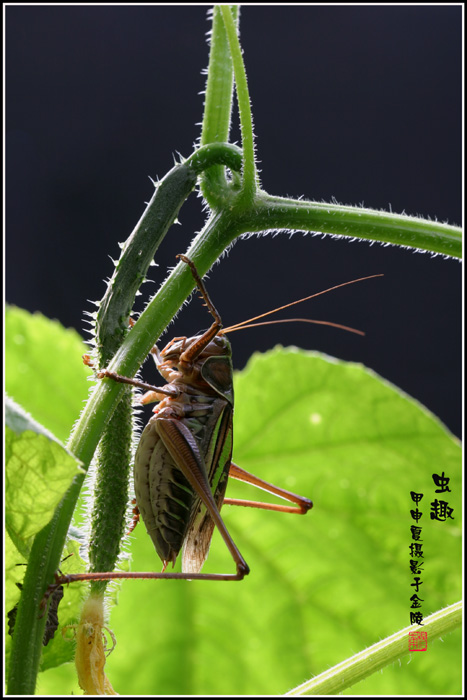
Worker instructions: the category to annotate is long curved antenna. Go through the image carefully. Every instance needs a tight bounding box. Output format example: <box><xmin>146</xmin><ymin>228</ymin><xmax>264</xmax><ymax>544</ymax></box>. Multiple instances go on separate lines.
<box><xmin>220</xmin><ymin>274</ymin><xmax>383</xmax><ymax>334</ymax></box>
<box><xmin>223</xmin><ymin>318</ymin><xmax>365</xmax><ymax>336</ymax></box>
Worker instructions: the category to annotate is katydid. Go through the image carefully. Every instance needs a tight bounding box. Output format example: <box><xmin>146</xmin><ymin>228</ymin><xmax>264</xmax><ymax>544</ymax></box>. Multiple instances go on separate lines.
<box><xmin>53</xmin><ymin>256</ymin><xmax>382</xmax><ymax>587</ymax></box>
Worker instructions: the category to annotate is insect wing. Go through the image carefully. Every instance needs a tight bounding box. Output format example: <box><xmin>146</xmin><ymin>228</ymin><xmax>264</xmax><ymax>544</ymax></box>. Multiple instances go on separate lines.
<box><xmin>181</xmin><ymin>401</ymin><xmax>233</xmax><ymax>573</ymax></box>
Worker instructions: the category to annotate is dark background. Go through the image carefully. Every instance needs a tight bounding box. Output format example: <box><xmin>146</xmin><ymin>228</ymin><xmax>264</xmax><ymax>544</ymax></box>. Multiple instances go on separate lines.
<box><xmin>6</xmin><ymin>5</ymin><xmax>462</xmax><ymax>437</ymax></box>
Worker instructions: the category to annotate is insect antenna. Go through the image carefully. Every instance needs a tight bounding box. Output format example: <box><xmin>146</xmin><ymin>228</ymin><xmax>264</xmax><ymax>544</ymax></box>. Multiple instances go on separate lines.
<box><xmin>220</xmin><ymin>273</ymin><xmax>383</xmax><ymax>336</ymax></box>
<box><xmin>223</xmin><ymin>318</ymin><xmax>365</xmax><ymax>336</ymax></box>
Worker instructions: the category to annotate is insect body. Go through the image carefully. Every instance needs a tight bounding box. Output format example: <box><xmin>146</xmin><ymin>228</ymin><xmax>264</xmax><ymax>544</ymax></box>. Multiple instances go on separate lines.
<box><xmin>134</xmin><ymin>309</ymin><xmax>237</xmax><ymax>574</ymax></box>
<box><xmin>56</xmin><ymin>257</ymin><xmax>380</xmax><ymax>588</ymax></box>
<box><xmin>93</xmin><ymin>255</ymin><xmax>315</xmax><ymax>582</ymax></box>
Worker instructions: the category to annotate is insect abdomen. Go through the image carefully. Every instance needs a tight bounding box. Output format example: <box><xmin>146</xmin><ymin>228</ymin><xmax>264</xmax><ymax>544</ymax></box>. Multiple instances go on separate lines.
<box><xmin>134</xmin><ymin>418</ymin><xmax>194</xmax><ymax>565</ymax></box>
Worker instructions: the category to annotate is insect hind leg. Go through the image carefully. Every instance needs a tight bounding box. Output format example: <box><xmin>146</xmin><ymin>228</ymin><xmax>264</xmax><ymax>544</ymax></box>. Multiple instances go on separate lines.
<box><xmin>224</xmin><ymin>463</ymin><xmax>313</xmax><ymax>514</ymax></box>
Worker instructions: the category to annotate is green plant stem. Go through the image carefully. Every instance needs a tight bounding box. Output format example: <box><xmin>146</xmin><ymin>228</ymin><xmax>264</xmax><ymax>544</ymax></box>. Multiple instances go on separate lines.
<box><xmin>286</xmin><ymin>601</ymin><xmax>462</xmax><ymax>695</ymax></box>
<box><xmin>88</xmin><ymin>393</ymin><xmax>133</xmax><ymax>596</ymax></box>
<box><xmin>95</xmin><ymin>141</ymin><xmax>242</xmax><ymax>358</ymax></box>
<box><xmin>219</xmin><ymin>5</ymin><xmax>257</xmax><ymax>201</ymax></box>
<box><xmin>201</xmin><ymin>5</ymin><xmax>239</xmax><ymax>204</ymax></box>
<box><xmin>95</xmin><ymin>142</ymin><xmax>241</xmax><ymax>355</ymax></box>
<box><xmin>240</xmin><ymin>192</ymin><xmax>462</xmax><ymax>258</ymax></box>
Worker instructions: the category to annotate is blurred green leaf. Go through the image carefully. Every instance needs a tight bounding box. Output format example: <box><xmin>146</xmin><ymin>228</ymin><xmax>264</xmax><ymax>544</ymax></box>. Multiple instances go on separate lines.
<box><xmin>5</xmin><ymin>306</ymin><xmax>92</xmax><ymax>442</ymax></box>
<box><xmin>37</xmin><ymin>348</ymin><xmax>461</xmax><ymax>694</ymax></box>
<box><xmin>5</xmin><ymin>397</ymin><xmax>86</xmax><ymax>674</ymax></box>
<box><xmin>5</xmin><ymin>397</ymin><xmax>83</xmax><ymax>556</ymax></box>
<box><xmin>5</xmin><ymin>533</ymin><xmax>27</xmax><ymax>613</ymax></box>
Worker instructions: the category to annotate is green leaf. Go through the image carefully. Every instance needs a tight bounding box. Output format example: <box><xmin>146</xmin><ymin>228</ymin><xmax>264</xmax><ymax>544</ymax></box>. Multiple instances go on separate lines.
<box><xmin>5</xmin><ymin>397</ymin><xmax>84</xmax><ymax>556</ymax></box>
<box><xmin>5</xmin><ymin>306</ymin><xmax>92</xmax><ymax>443</ymax></box>
<box><xmin>5</xmin><ymin>398</ymin><xmax>86</xmax><ymax>676</ymax></box>
<box><xmin>37</xmin><ymin>349</ymin><xmax>461</xmax><ymax>694</ymax></box>
<box><xmin>5</xmin><ymin>533</ymin><xmax>27</xmax><ymax>612</ymax></box>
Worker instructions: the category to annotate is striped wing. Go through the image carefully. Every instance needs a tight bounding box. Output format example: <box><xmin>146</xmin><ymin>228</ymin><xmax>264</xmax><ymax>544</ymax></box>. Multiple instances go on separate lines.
<box><xmin>181</xmin><ymin>402</ymin><xmax>233</xmax><ymax>573</ymax></box>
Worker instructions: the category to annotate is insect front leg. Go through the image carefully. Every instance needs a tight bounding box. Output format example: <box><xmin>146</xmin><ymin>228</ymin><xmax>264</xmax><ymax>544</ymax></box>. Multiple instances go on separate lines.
<box><xmin>95</xmin><ymin>369</ymin><xmax>178</xmax><ymax>400</ymax></box>
<box><xmin>84</xmin><ymin>348</ymin><xmax>178</xmax><ymax>400</ymax></box>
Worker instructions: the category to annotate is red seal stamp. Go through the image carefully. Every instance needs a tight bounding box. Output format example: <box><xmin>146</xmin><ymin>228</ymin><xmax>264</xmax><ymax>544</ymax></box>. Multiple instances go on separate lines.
<box><xmin>408</xmin><ymin>630</ymin><xmax>428</xmax><ymax>651</ymax></box>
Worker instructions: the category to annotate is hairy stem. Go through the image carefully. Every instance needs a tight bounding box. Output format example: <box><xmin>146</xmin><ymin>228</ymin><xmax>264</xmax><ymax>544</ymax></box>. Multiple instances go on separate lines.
<box><xmin>200</xmin><ymin>5</ymin><xmax>239</xmax><ymax>204</ymax></box>
<box><xmin>286</xmin><ymin>601</ymin><xmax>462</xmax><ymax>695</ymax></box>
<box><xmin>248</xmin><ymin>193</ymin><xmax>461</xmax><ymax>258</ymax></box>
<box><xmin>219</xmin><ymin>5</ymin><xmax>257</xmax><ymax>201</ymax></box>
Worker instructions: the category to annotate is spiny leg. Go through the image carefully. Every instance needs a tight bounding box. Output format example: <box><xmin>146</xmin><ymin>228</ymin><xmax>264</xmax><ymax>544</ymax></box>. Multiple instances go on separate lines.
<box><xmin>177</xmin><ymin>254</ymin><xmax>222</xmax><ymax>326</ymax></box>
<box><xmin>44</xmin><ymin>464</ymin><xmax>312</xmax><ymax>592</ymax></box>
<box><xmin>46</xmin><ymin>426</ymin><xmax>250</xmax><ymax>592</ymax></box>
<box><xmin>177</xmin><ymin>254</ymin><xmax>223</xmax><ymax>364</ymax></box>
<box><xmin>96</xmin><ymin>369</ymin><xmax>177</xmax><ymax>399</ymax></box>
<box><xmin>155</xmin><ymin>417</ymin><xmax>249</xmax><ymax>578</ymax></box>
<box><xmin>224</xmin><ymin>463</ymin><xmax>313</xmax><ymax>514</ymax></box>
